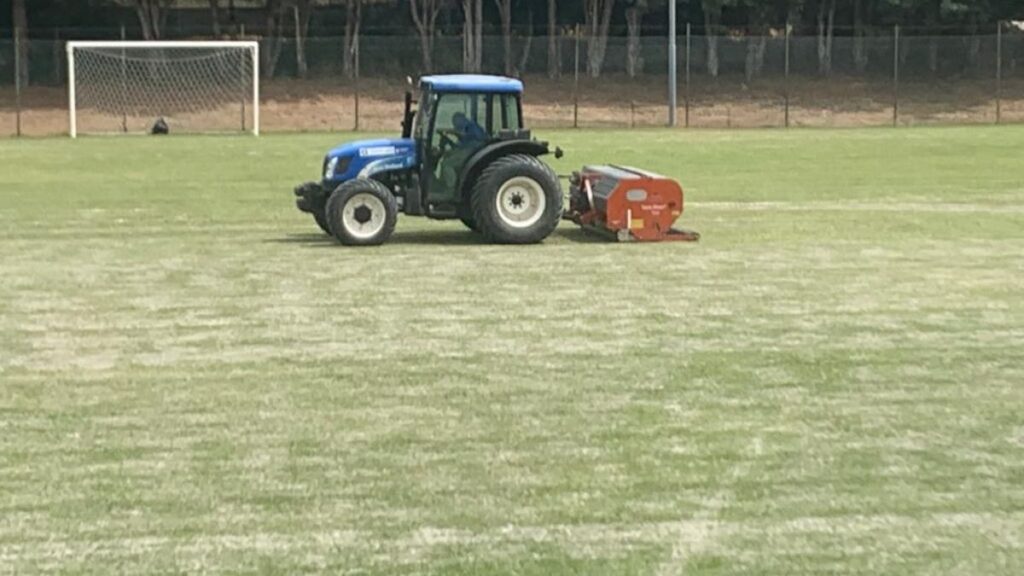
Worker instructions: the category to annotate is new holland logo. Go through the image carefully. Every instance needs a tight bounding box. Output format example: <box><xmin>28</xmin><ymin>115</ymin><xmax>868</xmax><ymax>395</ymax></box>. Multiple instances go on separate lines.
<box><xmin>359</xmin><ymin>146</ymin><xmax>397</xmax><ymax>157</ymax></box>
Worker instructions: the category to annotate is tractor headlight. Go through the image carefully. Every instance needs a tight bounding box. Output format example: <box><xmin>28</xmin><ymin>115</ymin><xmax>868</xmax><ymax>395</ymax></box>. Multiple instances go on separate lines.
<box><xmin>324</xmin><ymin>156</ymin><xmax>352</xmax><ymax>179</ymax></box>
<box><xmin>324</xmin><ymin>156</ymin><xmax>339</xmax><ymax>179</ymax></box>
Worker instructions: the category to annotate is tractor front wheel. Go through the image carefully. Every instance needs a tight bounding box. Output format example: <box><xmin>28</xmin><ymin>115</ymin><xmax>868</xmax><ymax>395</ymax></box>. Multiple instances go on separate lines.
<box><xmin>312</xmin><ymin>207</ymin><xmax>331</xmax><ymax>235</ymax></box>
<box><xmin>470</xmin><ymin>154</ymin><xmax>562</xmax><ymax>244</ymax></box>
<box><xmin>324</xmin><ymin>178</ymin><xmax>398</xmax><ymax>246</ymax></box>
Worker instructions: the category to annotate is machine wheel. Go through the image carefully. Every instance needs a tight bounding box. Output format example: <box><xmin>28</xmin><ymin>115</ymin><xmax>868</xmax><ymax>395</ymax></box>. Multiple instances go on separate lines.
<box><xmin>457</xmin><ymin>203</ymin><xmax>480</xmax><ymax>233</ymax></box>
<box><xmin>324</xmin><ymin>178</ymin><xmax>398</xmax><ymax>246</ymax></box>
<box><xmin>470</xmin><ymin>154</ymin><xmax>562</xmax><ymax>244</ymax></box>
<box><xmin>312</xmin><ymin>207</ymin><xmax>331</xmax><ymax>235</ymax></box>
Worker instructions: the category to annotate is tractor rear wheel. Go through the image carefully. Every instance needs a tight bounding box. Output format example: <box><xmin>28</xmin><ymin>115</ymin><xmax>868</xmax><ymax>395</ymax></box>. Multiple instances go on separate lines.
<box><xmin>470</xmin><ymin>154</ymin><xmax>562</xmax><ymax>244</ymax></box>
<box><xmin>324</xmin><ymin>178</ymin><xmax>398</xmax><ymax>246</ymax></box>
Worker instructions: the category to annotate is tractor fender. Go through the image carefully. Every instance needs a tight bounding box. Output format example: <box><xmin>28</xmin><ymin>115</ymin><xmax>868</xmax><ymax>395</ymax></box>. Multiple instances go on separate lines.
<box><xmin>458</xmin><ymin>140</ymin><xmax>550</xmax><ymax>200</ymax></box>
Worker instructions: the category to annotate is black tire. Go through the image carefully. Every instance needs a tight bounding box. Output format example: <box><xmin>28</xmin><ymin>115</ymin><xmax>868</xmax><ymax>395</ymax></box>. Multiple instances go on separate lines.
<box><xmin>457</xmin><ymin>203</ymin><xmax>480</xmax><ymax>233</ymax></box>
<box><xmin>312</xmin><ymin>207</ymin><xmax>331</xmax><ymax>235</ymax></box>
<box><xmin>324</xmin><ymin>178</ymin><xmax>398</xmax><ymax>246</ymax></box>
<box><xmin>470</xmin><ymin>154</ymin><xmax>562</xmax><ymax>244</ymax></box>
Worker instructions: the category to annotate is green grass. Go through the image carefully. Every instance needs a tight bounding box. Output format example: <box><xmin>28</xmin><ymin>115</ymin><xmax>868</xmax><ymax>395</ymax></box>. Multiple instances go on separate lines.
<box><xmin>1</xmin><ymin>126</ymin><xmax>1023</xmax><ymax>575</ymax></box>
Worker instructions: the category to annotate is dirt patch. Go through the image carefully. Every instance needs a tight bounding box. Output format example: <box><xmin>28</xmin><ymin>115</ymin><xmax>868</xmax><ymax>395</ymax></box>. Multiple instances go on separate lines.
<box><xmin>2</xmin><ymin>74</ymin><xmax>1023</xmax><ymax>136</ymax></box>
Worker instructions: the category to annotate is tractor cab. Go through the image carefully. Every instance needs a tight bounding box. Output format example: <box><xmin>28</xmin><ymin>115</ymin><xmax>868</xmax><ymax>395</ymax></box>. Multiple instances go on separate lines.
<box><xmin>295</xmin><ymin>74</ymin><xmax>563</xmax><ymax>246</ymax></box>
<box><xmin>401</xmin><ymin>75</ymin><xmax>538</xmax><ymax>216</ymax></box>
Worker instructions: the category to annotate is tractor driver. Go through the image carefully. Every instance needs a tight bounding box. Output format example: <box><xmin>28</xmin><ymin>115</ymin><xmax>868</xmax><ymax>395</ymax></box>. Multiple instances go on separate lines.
<box><xmin>440</xmin><ymin>112</ymin><xmax>487</xmax><ymax>192</ymax></box>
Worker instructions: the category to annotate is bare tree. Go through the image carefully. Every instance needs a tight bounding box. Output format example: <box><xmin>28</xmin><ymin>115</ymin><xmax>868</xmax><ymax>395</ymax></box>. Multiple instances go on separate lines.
<box><xmin>583</xmin><ymin>0</ymin><xmax>615</xmax><ymax>77</ymax></box>
<box><xmin>12</xmin><ymin>0</ymin><xmax>28</xmax><ymax>88</ymax></box>
<box><xmin>515</xmin><ymin>9</ymin><xmax>535</xmax><ymax>75</ymax></box>
<box><xmin>462</xmin><ymin>0</ymin><xmax>483</xmax><ymax>73</ymax></box>
<box><xmin>625</xmin><ymin>0</ymin><xmax>648</xmax><ymax>78</ymax></box>
<box><xmin>547</xmin><ymin>0</ymin><xmax>558</xmax><ymax>78</ymax></box>
<box><xmin>293</xmin><ymin>0</ymin><xmax>313</xmax><ymax>78</ymax></box>
<box><xmin>410</xmin><ymin>0</ymin><xmax>444</xmax><ymax>73</ymax></box>
<box><xmin>343</xmin><ymin>0</ymin><xmax>362</xmax><ymax>78</ymax></box>
<box><xmin>208</xmin><ymin>0</ymin><xmax>222</xmax><ymax>36</ymax></box>
<box><xmin>816</xmin><ymin>0</ymin><xmax>836</xmax><ymax>76</ymax></box>
<box><xmin>263</xmin><ymin>0</ymin><xmax>288</xmax><ymax>77</ymax></box>
<box><xmin>702</xmin><ymin>0</ymin><xmax>724</xmax><ymax>77</ymax></box>
<box><xmin>494</xmin><ymin>0</ymin><xmax>514</xmax><ymax>76</ymax></box>
<box><xmin>744</xmin><ymin>0</ymin><xmax>771</xmax><ymax>81</ymax></box>
<box><xmin>134</xmin><ymin>0</ymin><xmax>173</xmax><ymax>40</ymax></box>
<box><xmin>853</xmin><ymin>0</ymin><xmax>870</xmax><ymax>72</ymax></box>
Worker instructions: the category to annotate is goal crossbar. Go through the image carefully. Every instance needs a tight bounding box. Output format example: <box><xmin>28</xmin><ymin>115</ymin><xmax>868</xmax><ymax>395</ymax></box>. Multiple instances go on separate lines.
<box><xmin>67</xmin><ymin>40</ymin><xmax>260</xmax><ymax>138</ymax></box>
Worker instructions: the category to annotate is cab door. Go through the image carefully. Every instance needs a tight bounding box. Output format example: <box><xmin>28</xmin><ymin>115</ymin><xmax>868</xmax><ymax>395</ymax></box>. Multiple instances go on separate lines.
<box><xmin>422</xmin><ymin>92</ymin><xmax>490</xmax><ymax>210</ymax></box>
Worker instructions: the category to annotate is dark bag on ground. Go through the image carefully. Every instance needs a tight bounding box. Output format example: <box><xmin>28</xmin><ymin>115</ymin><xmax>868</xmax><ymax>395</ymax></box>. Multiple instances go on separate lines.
<box><xmin>151</xmin><ymin>118</ymin><xmax>169</xmax><ymax>135</ymax></box>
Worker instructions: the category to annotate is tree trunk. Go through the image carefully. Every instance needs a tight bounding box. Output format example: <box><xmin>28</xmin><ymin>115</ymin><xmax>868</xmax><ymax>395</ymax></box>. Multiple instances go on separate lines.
<box><xmin>516</xmin><ymin>9</ymin><xmax>534</xmax><ymax>76</ymax></box>
<box><xmin>584</xmin><ymin>0</ymin><xmax>614</xmax><ymax>78</ymax></box>
<box><xmin>925</xmin><ymin>3</ymin><xmax>939</xmax><ymax>74</ymax></box>
<box><xmin>12</xmin><ymin>0</ymin><xmax>28</xmax><ymax>88</ymax></box>
<box><xmin>343</xmin><ymin>0</ymin><xmax>362</xmax><ymax>79</ymax></box>
<box><xmin>410</xmin><ymin>0</ymin><xmax>441</xmax><ymax>74</ymax></box>
<box><xmin>745</xmin><ymin>35</ymin><xmax>766</xmax><ymax>82</ymax></box>
<box><xmin>294</xmin><ymin>2</ymin><xmax>312</xmax><ymax>79</ymax></box>
<box><xmin>263</xmin><ymin>0</ymin><xmax>287</xmax><ymax>78</ymax></box>
<box><xmin>547</xmin><ymin>0</ymin><xmax>558</xmax><ymax>78</ymax></box>
<box><xmin>703</xmin><ymin>2</ymin><xmax>720</xmax><ymax>78</ymax></box>
<box><xmin>964</xmin><ymin>14</ymin><xmax>981</xmax><ymax>74</ymax></box>
<box><xmin>462</xmin><ymin>0</ymin><xmax>482</xmax><ymax>73</ymax></box>
<box><xmin>853</xmin><ymin>0</ymin><xmax>868</xmax><ymax>73</ymax></box>
<box><xmin>493</xmin><ymin>0</ymin><xmax>513</xmax><ymax>76</ymax></box>
<box><xmin>209</xmin><ymin>0</ymin><xmax>222</xmax><ymax>36</ymax></box>
<box><xmin>816</xmin><ymin>0</ymin><xmax>836</xmax><ymax>76</ymax></box>
<box><xmin>475</xmin><ymin>0</ymin><xmax>482</xmax><ymax>72</ymax></box>
<box><xmin>134</xmin><ymin>0</ymin><xmax>170</xmax><ymax>41</ymax></box>
<box><xmin>744</xmin><ymin>5</ymin><xmax>769</xmax><ymax>82</ymax></box>
<box><xmin>625</xmin><ymin>7</ymin><xmax>644</xmax><ymax>78</ymax></box>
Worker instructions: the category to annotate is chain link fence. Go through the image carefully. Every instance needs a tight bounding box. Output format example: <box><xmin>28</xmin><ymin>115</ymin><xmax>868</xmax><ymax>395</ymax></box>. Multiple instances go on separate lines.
<box><xmin>2</xmin><ymin>26</ymin><xmax>1022</xmax><ymax>136</ymax></box>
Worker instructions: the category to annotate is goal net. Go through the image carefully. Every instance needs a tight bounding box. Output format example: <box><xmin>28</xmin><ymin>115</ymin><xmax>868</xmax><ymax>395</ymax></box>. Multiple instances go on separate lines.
<box><xmin>67</xmin><ymin>41</ymin><xmax>259</xmax><ymax>137</ymax></box>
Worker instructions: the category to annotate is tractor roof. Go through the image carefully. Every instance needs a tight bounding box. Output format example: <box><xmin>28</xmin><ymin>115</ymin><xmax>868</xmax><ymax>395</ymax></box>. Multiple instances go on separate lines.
<box><xmin>420</xmin><ymin>74</ymin><xmax>523</xmax><ymax>94</ymax></box>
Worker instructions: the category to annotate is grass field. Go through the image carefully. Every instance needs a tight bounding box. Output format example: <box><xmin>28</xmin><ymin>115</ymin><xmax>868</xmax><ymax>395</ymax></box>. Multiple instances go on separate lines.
<box><xmin>1</xmin><ymin>126</ymin><xmax>1023</xmax><ymax>575</ymax></box>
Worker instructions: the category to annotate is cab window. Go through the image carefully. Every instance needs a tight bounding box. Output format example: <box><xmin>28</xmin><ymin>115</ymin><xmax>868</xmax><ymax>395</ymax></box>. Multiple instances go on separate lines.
<box><xmin>498</xmin><ymin>94</ymin><xmax>521</xmax><ymax>131</ymax></box>
<box><xmin>430</xmin><ymin>93</ymin><xmax>487</xmax><ymax>151</ymax></box>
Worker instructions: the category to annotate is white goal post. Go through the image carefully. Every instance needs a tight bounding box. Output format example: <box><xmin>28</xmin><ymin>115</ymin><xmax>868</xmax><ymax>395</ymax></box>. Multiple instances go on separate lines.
<box><xmin>67</xmin><ymin>41</ymin><xmax>260</xmax><ymax>138</ymax></box>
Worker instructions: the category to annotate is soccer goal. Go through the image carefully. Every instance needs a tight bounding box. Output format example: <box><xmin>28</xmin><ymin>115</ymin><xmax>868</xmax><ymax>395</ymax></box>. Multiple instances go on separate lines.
<box><xmin>67</xmin><ymin>41</ymin><xmax>259</xmax><ymax>137</ymax></box>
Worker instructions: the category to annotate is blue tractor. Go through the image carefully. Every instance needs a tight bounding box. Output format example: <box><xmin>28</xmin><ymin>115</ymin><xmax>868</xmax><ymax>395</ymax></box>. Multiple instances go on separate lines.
<box><xmin>294</xmin><ymin>75</ymin><xmax>565</xmax><ymax>246</ymax></box>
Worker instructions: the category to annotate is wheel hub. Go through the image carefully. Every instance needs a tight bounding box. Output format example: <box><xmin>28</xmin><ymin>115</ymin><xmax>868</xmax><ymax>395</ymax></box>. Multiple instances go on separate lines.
<box><xmin>495</xmin><ymin>176</ymin><xmax>546</xmax><ymax>229</ymax></box>
<box><xmin>341</xmin><ymin>192</ymin><xmax>387</xmax><ymax>240</ymax></box>
<box><xmin>353</xmin><ymin>204</ymin><xmax>372</xmax><ymax>224</ymax></box>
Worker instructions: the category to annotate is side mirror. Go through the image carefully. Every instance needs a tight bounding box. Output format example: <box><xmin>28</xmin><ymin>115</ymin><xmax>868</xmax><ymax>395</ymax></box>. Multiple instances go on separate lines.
<box><xmin>406</xmin><ymin>76</ymin><xmax>414</xmax><ymax>86</ymax></box>
<box><xmin>554</xmin><ymin>147</ymin><xmax>564</xmax><ymax>160</ymax></box>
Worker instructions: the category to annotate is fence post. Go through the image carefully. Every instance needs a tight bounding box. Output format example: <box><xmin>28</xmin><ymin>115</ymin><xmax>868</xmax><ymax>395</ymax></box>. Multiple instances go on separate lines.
<box><xmin>668</xmin><ymin>0</ymin><xmax>677</xmax><ymax>127</ymax></box>
<box><xmin>685</xmin><ymin>22</ymin><xmax>690</xmax><ymax>128</ymax></box>
<box><xmin>121</xmin><ymin>25</ymin><xmax>128</xmax><ymax>133</ymax></box>
<box><xmin>893</xmin><ymin>25</ymin><xmax>900</xmax><ymax>127</ymax></box>
<box><xmin>996</xmin><ymin>21</ymin><xmax>1003</xmax><ymax>125</ymax></box>
<box><xmin>573</xmin><ymin>24</ymin><xmax>580</xmax><ymax>129</ymax></box>
<box><xmin>240</xmin><ymin>43</ymin><xmax>247</xmax><ymax>131</ymax></box>
<box><xmin>14</xmin><ymin>27</ymin><xmax>22</xmax><ymax>137</ymax></box>
<box><xmin>784</xmin><ymin>22</ymin><xmax>790</xmax><ymax>128</ymax></box>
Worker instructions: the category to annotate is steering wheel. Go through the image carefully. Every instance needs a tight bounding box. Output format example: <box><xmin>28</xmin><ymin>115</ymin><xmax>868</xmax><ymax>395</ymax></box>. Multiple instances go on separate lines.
<box><xmin>436</xmin><ymin>129</ymin><xmax>459</xmax><ymax>154</ymax></box>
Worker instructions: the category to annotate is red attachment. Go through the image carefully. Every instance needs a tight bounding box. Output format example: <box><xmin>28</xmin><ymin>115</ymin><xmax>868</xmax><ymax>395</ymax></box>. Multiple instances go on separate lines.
<box><xmin>565</xmin><ymin>165</ymin><xmax>700</xmax><ymax>242</ymax></box>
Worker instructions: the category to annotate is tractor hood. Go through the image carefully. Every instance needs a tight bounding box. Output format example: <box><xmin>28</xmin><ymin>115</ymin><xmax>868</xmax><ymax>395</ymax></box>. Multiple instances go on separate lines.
<box><xmin>323</xmin><ymin>138</ymin><xmax>416</xmax><ymax>182</ymax></box>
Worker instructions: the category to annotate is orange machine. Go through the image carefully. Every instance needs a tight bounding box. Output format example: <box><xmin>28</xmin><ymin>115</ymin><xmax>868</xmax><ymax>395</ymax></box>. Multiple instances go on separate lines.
<box><xmin>564</xmin><ymin>165</ymin><xmax>700</xmax><ymax>242</ymax></box>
